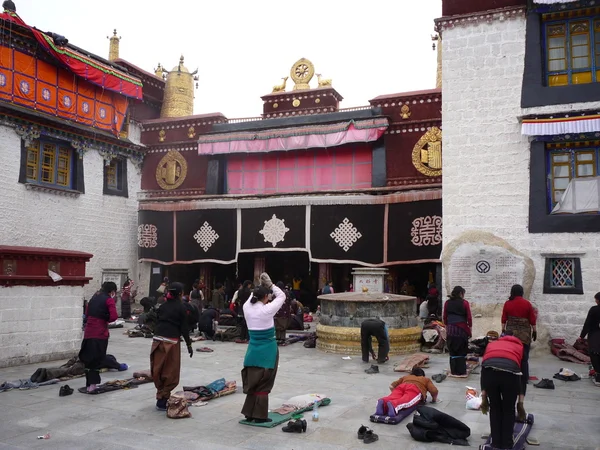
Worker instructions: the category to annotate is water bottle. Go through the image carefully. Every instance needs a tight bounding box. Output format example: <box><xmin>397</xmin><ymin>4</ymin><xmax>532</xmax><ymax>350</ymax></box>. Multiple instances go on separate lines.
<box><xmin>312</xmin><ymin>401</ymin><xmax>319</xmax><ymax>422</ymax></box>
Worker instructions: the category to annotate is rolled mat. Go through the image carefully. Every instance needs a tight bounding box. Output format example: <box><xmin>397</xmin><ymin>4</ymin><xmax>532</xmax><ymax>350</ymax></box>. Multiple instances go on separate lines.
<box><xmin>239</xmin><ymin>398</ymin><xmax>331</xmax><ymax>428</ymax></box>
<box><xmin>479</xmin><ymin>414</ymin><xmax>534</xmax><ymax>450</ymax></box>
<box><xmin>370</xmin><ymin>403</ymin><xmax>418</xmax><ymax>425</ymax></box>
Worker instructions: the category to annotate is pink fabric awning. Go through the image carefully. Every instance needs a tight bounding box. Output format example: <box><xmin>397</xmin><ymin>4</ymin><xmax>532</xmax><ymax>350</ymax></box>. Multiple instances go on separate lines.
<box><xmin>198</xmin><ymin>118</ymin><xmax>389</xmax><ymax>155</ymax></box>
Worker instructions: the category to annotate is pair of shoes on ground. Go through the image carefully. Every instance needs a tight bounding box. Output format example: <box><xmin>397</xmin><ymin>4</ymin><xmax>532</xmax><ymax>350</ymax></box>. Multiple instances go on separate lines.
<box><xmin>534</xmin><ymin>378</ymin><xmax>555</xmax><ymax>389</ymax></box>
<box><xmin>365</xmin><ymin>365</ymin><xmax>379</xmax><ymax>374</ymax></box>
<box><xmin>59</xmin><ymin>385</ymin><xmax>74</xmax><ymax>397</ymax></box>
<box><xmin>357</xmin><ymin>425</ymin><xmax>379</xmax><ymax>444</ymax></box>
<box><xmin>432</xmin><ymin>373</ymin><xmax>447</xmax><ymax>383</ymax></box>
<box><xmin>282</xmin><ymin>419</ymin><xmax>307</xmax><ymax>433</ymax></box>
<box><xmin>244</xmin><ymin>416</ymin><xmax>272</xmax><ymax>423</ymax></box>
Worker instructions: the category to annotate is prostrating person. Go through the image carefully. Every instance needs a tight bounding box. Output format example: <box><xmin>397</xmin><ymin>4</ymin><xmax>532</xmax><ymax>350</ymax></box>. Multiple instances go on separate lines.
<box><xmin>479</xmin><ymin>334</ymin><xmax>525</xmax><ymax>449</ymax></box>
<box><xmin>360</xmin><ymin>318</ymin><xmax>389</xmax><ymax>364</ymax></box>
<box><xmin>121</xmin><ymin>278</ymin><xmax>134</xmax><ymax>319</ymax></box>
<box><xmin>375</xmin><ymin>367</ymin><xmax>439</xmax><ymax>417</ymax></box>
<box><xmin>235</xmin><ymin>280</ymin><xmax>253</xmax><ymax>343</ymax></box>
<box><xmin>198</xmin><ymin>302</ymin><xmax>220</xmax><ymax>341</ymax></box>
<box><xmin>79</xmin><ymin>281</ymin><xmax>118</xmax><ymax>393</ymax></box>
<box><xmin>578</xmin><ymin>292</ymin><xmax>600</xmax><ymax>386</ymax></box>
<box><xmin>443</xmin><ymin>286</ymin><xmax>472</xmax><ymax>376</ymax></box>
<box><xmin>151</xmin><ymin>282</ymin><xmax>193</xmax><ymax>411</ymax></box>
<box><xmin>274</xmin><ymin>281</ymin><xmax>292</xmax><ymax>342</ymax></box>
<box><xmin>190</xmin><ymin>280</ymin><xmax>204</xmax><ymax>312</ymax></box>
<box><xmin>241</xmin><ymin>274</ymin><xmax>286</xmax><ymax>423</ymax></box>
<box><xmin>501</xmin><ymin>284</ymin><xmax>536</xmax><ymax>400</ymax></box>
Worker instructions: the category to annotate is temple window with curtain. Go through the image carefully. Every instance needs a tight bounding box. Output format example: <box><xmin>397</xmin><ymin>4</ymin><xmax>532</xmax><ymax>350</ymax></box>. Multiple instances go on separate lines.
<box><xmin>103</xmin><ymin>158</ymin><xmax>128</xmax><ymax>197</ymax></box>
<box><xmin>543</xmin><ymin>9</ymin><xmax>600</xmax><ymax>86</ymax></box>
<box><xmin>25</xmin><ymin>139</ymin><xmax>75</xmax><ymax>189</ymax></box>
<box><xmin>547</xmin><ymin>141</ymin><xmax>600</xmax><ymax>213</ymax></box>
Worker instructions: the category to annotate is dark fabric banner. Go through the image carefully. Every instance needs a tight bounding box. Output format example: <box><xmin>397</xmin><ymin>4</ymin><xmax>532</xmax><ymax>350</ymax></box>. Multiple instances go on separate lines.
<box><xmin>241</xmin><ymin>206</ymin><xmax>306</xmax><ymax>251</ymax></box>
<box><xmin>175</xmin><ymin>209</ymin><xmax>237</xmax><ymax>263</ymax></box>
<box><xmin>310</xmin><ymin>204</ymin><xmax>384</xmax><ymax>264</ymax></box>
<box><xmin>137</xmin><ymin>210</ymin><xmax>174</xmax><ymax>264</ymax></box>
<box><xmin>387</xmin><ymin>199</ymin><xmax>442</xmax><ymax>262</ymax></box>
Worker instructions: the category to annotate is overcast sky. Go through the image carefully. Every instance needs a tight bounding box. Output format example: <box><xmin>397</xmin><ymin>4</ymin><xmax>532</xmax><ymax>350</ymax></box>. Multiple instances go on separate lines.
<box><xmin>15</xmin><ymin>0</ymin><xmax>442</xmax><ymax>118</ymax></box>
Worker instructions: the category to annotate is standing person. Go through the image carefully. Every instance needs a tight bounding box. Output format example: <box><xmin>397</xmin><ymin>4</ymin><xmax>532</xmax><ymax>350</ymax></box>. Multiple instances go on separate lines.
<box><xmin>190</xmin><ymin>280</ymin><xmax>204</xmax><ymax>312</ymax></box>
<box><xmin>274</xmin><ymin>281</ymin><xmax>292</xmax><ymax>343</ymax></box>
<box><xmin>241</xmin><ymin>273</ymin><xmax>286</xmax><ymax>423</ymax></box>
<box><xmin>121</xmin><ymin>278</ymin><xmax>133</xmax><ymax>320</ymax></box>
<box><xmin>578</xmin><ymin>292</ymin><xmax>600</xmax><ymax>386</ymax></box>
<box><xmin>212</xmin><ymin>283</ymin><xmax>226</xmax><ymax>311</ymax></box>
<box><xmin>79</xmin><ymin>281</ymin><xmax>118</xmax><ymax>392</ymax></box>
<box><xmin>292</xmin><ymin>275</ymin><xmax>302</xmax><ymax>301</ymax></box>
<box><xmin>501</xmin><ymin>284</ymin><xmax>536</xmax><ymax>400</ymax></box>
<box><xmin>360</xmin><ymin>318</ymin><xmax>389</xmax><ymax>364</ymax></box>
<box><xmin>443</xmin><ymin>286</ymin><xmax>472</xmax><ymax>376</ymax></box>
<box><xmin>235</xmin><ymin>280</ymin><xmax>253</xmax><ymax>344</ymax></box>
<box><xmin>479</xmin><ymin>334</ymin><xmax>525</xmax><ymax>449</ymax></box>
<box><xmin>322</xmin><ymin>281</ymin><xmax>334</xmax><ymax>295</ymax></box>
<box><xmin>150</xmin><ymin>282</ymin><xmax>193</xmax><ymax>411</ymax></box>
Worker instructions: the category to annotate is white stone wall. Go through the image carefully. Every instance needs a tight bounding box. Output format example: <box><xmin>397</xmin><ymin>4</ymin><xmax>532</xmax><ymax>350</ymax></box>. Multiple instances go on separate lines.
<box><xmin>0</xmin><ymin>124</ymin><xmax>141</xmax><ymax>366</ymax></box>
<box><xmin>442</xmin><ymin>17</ymin><xmax>597</xmax><ymax>342</ymax></box>
<box><xmin>0</xmin><ymin>285</ymin><xmax>83</xmax><ymax>368</ymax></box>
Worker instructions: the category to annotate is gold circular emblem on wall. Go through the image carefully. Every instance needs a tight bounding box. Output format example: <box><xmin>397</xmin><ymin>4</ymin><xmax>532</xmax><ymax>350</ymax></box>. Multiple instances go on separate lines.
<box><xmin>156</xmin><ymin>150</ymin><xmax>188</xmax><ymax>190</ymax></box>
<box><xmin>273</xmin><ymin>103</ymin><xmax>278</xmax><ymax>109</ymax></box>
<box><xmin>290</xmin><ymin>58</ymin><xmax>315</xmax><ymax>90</ymax></box>
<box><xmin>292</xmin><ymin>99</ymin><xmax>301</xmax><ymax>107</ymax></box>
<box><xmin>315</xmin><ymin>98</ymin><xmax>321</xmax><ymax>104</ymax></box>
<box><xmin>412</xmin><ymin>127</ymin><xmax>442</xmax><ymax>177</ymax></box>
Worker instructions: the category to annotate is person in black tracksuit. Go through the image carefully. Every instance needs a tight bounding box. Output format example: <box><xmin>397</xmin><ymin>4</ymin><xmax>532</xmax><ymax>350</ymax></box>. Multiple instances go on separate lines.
<box><xmin>198</xmin><ymin>303</ymin><xmax>220</xmax><ymax>340</ymax></box>
<box><xmin>361</xmin><ymin>318</ymin><xmax>389</xmax><ymax>364</ymax></box>
<box><xmin>579</xmin><ymin>292</ymin><xmax>600</xmax><ymax>384</ymax></box>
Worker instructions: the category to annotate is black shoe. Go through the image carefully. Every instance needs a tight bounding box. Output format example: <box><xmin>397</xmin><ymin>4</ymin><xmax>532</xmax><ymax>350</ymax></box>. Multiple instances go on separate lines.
<box><xmin>432</xmin><ymin>373</ymin><xmax>447</xmax><ymax>383</ymax></box>
<box><xmin>59</xmin><ymin>385</ymin><xmax>74</xmax><ymax>397</ymax></box>
<box><xmin>156</xmin><ymin>398</ymin><xmax>167</xmax><ymax>411</ymax></box>
<box><xmin>357</xmin><ymin>424</ymin><xmax>369</xmax><ymax>439</ymax></box>
<box><xmin>253</xmin><ymin>418</ymin><xmax>273</xmax><ymax>424</ymax></box>
<box><xmin>534</xmin><ymin>378</ymin><xmax>555</xmax><ymax>389</ymax></box>
<box><xmin>365</xmin><ymin>365</ymin><xmax>379</xmax><ymax>374</ymax></box>
<box><xmin>244</xmin><ymin>416</ymin><xmax>254</xmax><ymax>422</ymax></box>
<box><xmin>377</xmin><ymin>356</ymin><xmax>389</xmax><ymax>364</ymax></box>
<box><xmin>282</xmin><ymin>419</ymin><xmax>303</xmax><ymax>433</ymax></box>
<box><xmin>364</xmin><ymin>429</ymin><xmax>379</xmax><ymax>444</ymax></box>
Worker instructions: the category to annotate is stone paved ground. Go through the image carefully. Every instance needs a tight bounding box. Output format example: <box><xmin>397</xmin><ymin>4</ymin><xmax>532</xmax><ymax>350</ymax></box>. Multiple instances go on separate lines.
<box><xmin>1</xmin><ymin>326</ymin><xmax>599</xmax><ymax>450</ymax></box>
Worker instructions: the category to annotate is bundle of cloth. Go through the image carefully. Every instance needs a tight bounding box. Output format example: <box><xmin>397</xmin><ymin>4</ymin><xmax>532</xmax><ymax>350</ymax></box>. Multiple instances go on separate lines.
<box><xmin>30</xmin><ymin>354</ymin><xmax>127</xmax><ymax>383</ymax></box>
<box><xmin>406</xmin><ymin>405</ymin><xmax>470</xmax><ymax>446</ymax></box>
<box><xmin>421</xmin><ymin>320</ymin><xmax>446</xmax><ymax>354</ymax></box>
<box><xmin>178</xmin><ymin>378</ymin><xmax>237</xmax><ymax>403</ymax></box>
<box><xmin>551</xmin><ymin>339</ymin><xmax>591</xmax><ymax>365</ymax></box>
<box><xmin>394</xmin><ymin>354</ymin><xmax>430</xmax><ymax>373</ymax></box>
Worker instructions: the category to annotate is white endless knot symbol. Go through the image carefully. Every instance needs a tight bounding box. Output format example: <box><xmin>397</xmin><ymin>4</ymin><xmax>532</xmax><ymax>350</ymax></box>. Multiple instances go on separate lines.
<box><xmin>330</xmin><ymin>218</ymin><xmax>362</xmax><ymax>252</ymax></box>
<box><xmin>410</xmin><ymin>215</ymin><xmax>442</xmax><ymax>246</ymax></box>
<box><xmin>193</xmin><ymin>221</ymin><xmax>219</xmax><ymax>252</ymax></box>
<box><xmin>260</xmin><ymin>214</ymin><xmax>289</xmax><ymax>247</ymax></box>
<box><xmin>137</xmin><ymin>224</ymin><xmax>158</xmax><ymax>248</ymax></box>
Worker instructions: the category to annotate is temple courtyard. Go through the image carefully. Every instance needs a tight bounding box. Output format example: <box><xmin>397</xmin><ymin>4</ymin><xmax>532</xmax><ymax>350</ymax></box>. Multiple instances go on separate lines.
<box><xmin>0</xmin><ymin>326</ymin><xmax>598</xmax><ymax>450</ymax></box>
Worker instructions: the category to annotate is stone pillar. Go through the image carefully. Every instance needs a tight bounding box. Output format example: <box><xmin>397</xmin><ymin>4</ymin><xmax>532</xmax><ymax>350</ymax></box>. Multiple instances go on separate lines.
<box><xmin>253</xmin><ymin>256</ymin><xmax>265</xmax><ymax>285</ymax></box>
<box><xmin>318</xmin><ymin>263</ymin><xmax>331</xmax><ymax>290</ymax></box>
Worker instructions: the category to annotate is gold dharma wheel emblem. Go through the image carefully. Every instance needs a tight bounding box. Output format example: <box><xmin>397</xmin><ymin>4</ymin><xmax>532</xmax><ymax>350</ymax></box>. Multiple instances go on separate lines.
<box><xmin>290</xmin><ymin>58</ymin><xmax>314</xmax><ymax>91</ymax></box>
<box><xmin>412</xmin><ymin>127</ymin><xmax>442</xmax><ymax>177</ymax></box>
<box><xmin>156</xmin><ymin>150</ymin><xmax>188</xmax><ymax>190</ymax></box>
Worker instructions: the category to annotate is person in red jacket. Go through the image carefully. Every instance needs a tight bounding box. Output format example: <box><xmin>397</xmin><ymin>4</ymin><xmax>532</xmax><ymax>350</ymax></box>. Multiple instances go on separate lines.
<box><xmin>501</xmin><ymin>284</ymin><xmax>536</xmax><ymax>399</ymax></box>
<box><xmin>79</xmin><ymin>281</ymin><xmax>118</xmax><ymax>392</ymax></box>
<box><xmin>480</xmin><ymin>334</ymin><xmax>524</xmax><ymax>449</ymax></box>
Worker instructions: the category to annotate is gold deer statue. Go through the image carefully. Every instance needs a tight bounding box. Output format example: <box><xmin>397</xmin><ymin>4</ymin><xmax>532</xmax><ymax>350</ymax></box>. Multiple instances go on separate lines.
<box><xmin>316</xmin><ymin>73</ymin><xmax>332</xmax><ymax>87</ymax></box>
<box><xmin>272</xmin><ymin>76</ymin><xmax>288</xmax><ymax>93</ymax></box>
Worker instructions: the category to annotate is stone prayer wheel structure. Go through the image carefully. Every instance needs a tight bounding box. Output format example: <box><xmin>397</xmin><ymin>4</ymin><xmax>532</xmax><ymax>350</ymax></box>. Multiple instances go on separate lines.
<box><xmin>316</xmin><ymin>292</ymin><xmax>421</xmax><ymax>355</ymax></box>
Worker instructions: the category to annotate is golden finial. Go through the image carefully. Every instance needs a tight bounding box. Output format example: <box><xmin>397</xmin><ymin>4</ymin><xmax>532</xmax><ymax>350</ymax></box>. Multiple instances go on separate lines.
<box><xmin>160</xmin><ymin>56</ymin><xmax>198</xmax><ymax>118</ymax></box>
<box><xmin>107</xmin><ymin>29</ymin><xmax>121</xmax><ymax>62</ymax></box>
<box><xmin>155</xmin><ymin>63</ymin><xmax>165</xmax><ymax>79</ymax></box>
<box><xmin>432</xmin><ymin>33</ymin><xmax>441</xmax><ymax>89</ymax></box>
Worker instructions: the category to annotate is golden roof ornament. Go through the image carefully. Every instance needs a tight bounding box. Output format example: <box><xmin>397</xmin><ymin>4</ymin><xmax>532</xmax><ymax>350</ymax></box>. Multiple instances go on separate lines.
<box><xmin>272</xmin><ymin>77</ymin><xmax>288</xmax><ymax>93</ymax></box>
<box><xmin>316</xmin><ymin>73</ymin><xmax>332</xmax><ymax>87</ymax></box>
<box><xmin>432</xmin><ymin>33</ymin><xmax>441</xmax><ymax>89</ymax></box>
<box><xmin>107</xmin><ymin>29</ymin><xmax>121</xmax><ymax>62</ymax></box>
<box><xmin>412</xmin><ymin>127</ymin><xmax>442</xmax><ymax>177</ymax></box>
<box><xmin>154</xmin><ymin>63</ymin><xmax>165</xmax><ymax>79</ymax></box>
<box><xmin>160</xmin><ymin>55</ymin><xmax>199</xmax><ymax>118</ymax></box>
<box><xmin>290</xmin><ymin>58</ymin><xmax>315</xmax><ymax>90</ymax></box>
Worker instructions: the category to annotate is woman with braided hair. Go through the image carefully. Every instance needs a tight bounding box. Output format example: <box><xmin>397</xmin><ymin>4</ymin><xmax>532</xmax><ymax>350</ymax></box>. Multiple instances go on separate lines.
<box><xmin>240</xmin><ymin>273</ymin><xmax>286</xmax><ymax>423</ymax></box>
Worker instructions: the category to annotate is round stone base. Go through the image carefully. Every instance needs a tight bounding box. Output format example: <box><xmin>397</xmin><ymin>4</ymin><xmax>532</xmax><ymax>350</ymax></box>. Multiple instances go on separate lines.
<box><xmin>316</xmin><ymin>323</ymin><xmax>421</xmax><ymax>355</ymax></box>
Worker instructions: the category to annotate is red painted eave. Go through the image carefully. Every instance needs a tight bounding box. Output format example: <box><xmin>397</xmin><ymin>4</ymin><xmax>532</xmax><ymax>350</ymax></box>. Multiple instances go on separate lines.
<box><xmin>0</xmin><ymin>246</ymin><xmax>93</xmax><ymax>259</ymax></box>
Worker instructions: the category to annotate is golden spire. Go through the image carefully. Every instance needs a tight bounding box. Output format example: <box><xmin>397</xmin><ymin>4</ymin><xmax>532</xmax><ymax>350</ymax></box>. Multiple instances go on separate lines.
<box><xmin>107</xmin><ymin>29</ymin><xmax>121</xmax><ymax>62</ymax></box>
<box><xmin>160</xmin><ymin>56</ymin><xmax>199</xmax><ymax>118</ymax></box>
<box><xmin>432</xmin><ymin>33</ymin><xmax>441</xmax><ymax>89</ymax></box>
<box><xmin>155</xmin><ymin>63</ymin><xmax>165</xmax><ymax>79</ymax></box>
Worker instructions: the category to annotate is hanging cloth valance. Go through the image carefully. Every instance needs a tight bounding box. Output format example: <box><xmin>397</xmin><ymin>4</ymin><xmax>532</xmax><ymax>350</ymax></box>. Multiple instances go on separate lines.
<box><xmin>198</xmin><ymin>118</ymin><xmax>389</xmax><ymax>155</ymax></box>
<box><xmin>0</xmin><ymin>11</ymin><xmax>143</xmax><ymax>100</ymax></box>
<box><xmin>521</xmin><ymin>114</ymin><xmax>600</xmax><ymax>136</ymax></box>
<box><xmin>533</xmin><ymin>0</ymin><xmax>579</xmax><ymax>3</ymax></box>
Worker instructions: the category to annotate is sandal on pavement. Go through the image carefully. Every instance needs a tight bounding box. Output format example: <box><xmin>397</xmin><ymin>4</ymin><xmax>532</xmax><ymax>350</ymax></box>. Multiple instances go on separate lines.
<box><xmin>364</xmin><ymin>429</ymin><xmax>379</xmax><ymax>444</ymax></box>
<box><xmin>357</xmin><ymin>425</ymin><xmax>369</xmax><ymax>439</ymax></box>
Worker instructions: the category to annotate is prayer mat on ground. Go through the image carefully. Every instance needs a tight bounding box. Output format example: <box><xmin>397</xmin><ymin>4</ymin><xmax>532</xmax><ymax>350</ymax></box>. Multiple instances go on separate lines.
<box><xmin>370</xmin><ymin>403</ymin><xmax>418</xmax><ymax>425</ymax></box>
<box><xmin>480</xmin><ymin>414</ymin><xmax>534</xmax><ymax>450</ymax></box>
<box><xmin>77</xmin><ymin>376</ymin><xmax>152</xmax><ymax>395</ymax></box>
<box><xmin>550</xmin><ymin>340</ymin><xmax>590</xmax><ymax>365</ymax></box>
<box><xmin>238</xmin><ymin>398</ymin><xmax>331</xmax><ymax>428</ymax></box>
<box><xmin>447</xmin><ymin>360</ymin><xmax>480</xmax><ymax>378</ymax></box>
<box><xmin>180</xmin><ymin>380</ymin><xmax>236</xmax><ymax>402</ymax></box>
<box><xmin>394</xmin><ymin>354</ymin><xmax>430</xmax><ymax>372</ymax></box>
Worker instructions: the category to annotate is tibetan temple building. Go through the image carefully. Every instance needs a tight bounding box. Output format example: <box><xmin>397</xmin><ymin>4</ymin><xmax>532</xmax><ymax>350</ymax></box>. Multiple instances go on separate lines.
<box><xmin>0</xmin><ymin>4</ymin><xmax>442</xmax><ymax>365</ymax></box>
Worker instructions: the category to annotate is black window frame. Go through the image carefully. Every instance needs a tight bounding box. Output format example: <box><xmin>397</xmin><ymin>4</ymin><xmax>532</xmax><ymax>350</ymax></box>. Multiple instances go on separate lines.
<box><xmin>543</xmin><ymin>256</ymin><xmax>583</xmax><ymax>294</ymax></box>
<box><xmin>103</xmin><ymin>157</ymin><xmax>128</xmax><ymax>198</ymax></box>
